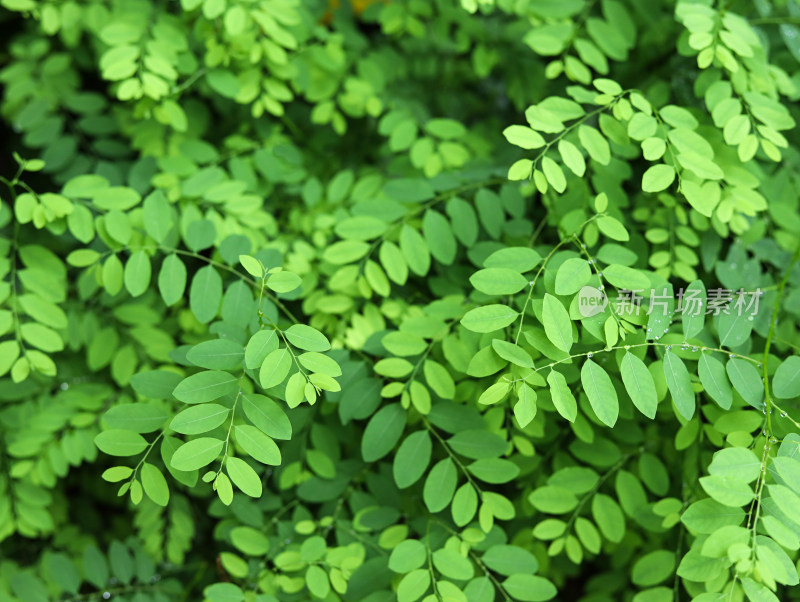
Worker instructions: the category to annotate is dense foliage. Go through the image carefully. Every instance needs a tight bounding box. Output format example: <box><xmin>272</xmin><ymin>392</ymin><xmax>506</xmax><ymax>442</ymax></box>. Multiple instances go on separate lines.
<box><xmin>3</xmin><ymin>0</ymin><xmax>800</xmax><ymax>600</ymax></box>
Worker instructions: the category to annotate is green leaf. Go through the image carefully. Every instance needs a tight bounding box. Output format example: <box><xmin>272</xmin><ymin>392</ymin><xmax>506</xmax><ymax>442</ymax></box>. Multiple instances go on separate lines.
<box><xmin>641</xmin><ymin>164</ymin><xmax>676</xmax><ymax>192</ymax></box>
<box><xmin>502</xmin><ymin>575</ymin><xmax>557</xmax><ymax>602</ymax></box>
<box><xmin>423</xmin><ymin>360</ymin><xmax>455</xmax><ymax>399</ymax></box>
<box><xmin>699</xmin><ymin>475</ymin><xmax>754</xmax><ymax>507</ymax></box>
<box><xmin>204</xmin><ymin>582</ymin><xmax>244</xmax><ymax>602</ymax></box>
<box><xmin>527</xmin><ymin>395</ymin><xmax>555</xmax><ymax>432</ymax></box>
<box><xmin>241</xmin><ymin>393</ymin><xmax>291</xmax><ymax>439</ymax></box>
<box><xmin>17</xmin><ymin>295</ymin><xmax>66</xmax><ymax>329</ymax></box>
<box><xmin>541</xmin><ymin>156</ymin><xmax>566</xmax><ymax>193</ymax></box>
<box><xmin>206</xmin><ymin>69</ymin><xmax>240</xmax><ymax>98</ymax></box>
<box><xmin>771</xmin><ymin>457</ymin><xmax>800</xmax><ymax>494</ymax></box>
<box><xmin>592</xmin><ymin>494</ymin><xmax>625</xmax><ymax>543</ymax></box>
<box><xmin>773</xmin><ymin>356</ymin><xmax>800</xmax><ymax>399</ymax></box>
<box><xmin>298</xmin><ymin>352</ymin><xmax>341</xmax><ymax>377</ymax></box>
<box><xmin>380</xmin><ymin>240</ymin><xmax>409</xmax><ymax>285</ymax></box>
<box><xmin>393</xmin><ymin>430</ymin><xmax>432</xmax><ymax>488</ymax></box>
<box><xmin>699</xmin><ymin>353</ymin><xmax>733</xmax><ymax>409</ymax></box>
<box><xmin>676</xmin><ymin>550</ymin><xmax>727</xmax><ymax>582</ymax></box>
<box><xmin>0</xmin><ymin>341</ymin><xmax>20</xmax><ymax>377</ymax></box>
<box><xmin>557</xmin><ymin>139</ymin><xmax>586</xmax><ymax>177</ymax></box>
<box><xmin>103</xmin><ymin>403</ymin><xmax>168</xmax><ymax>434</ymax></box>
<box><xmin>726</xmin><ymin>358</ymin><xmax>764</xmax><ymax>408</ymax></box>
<box><xmin>397</xmin><ymin>569</ymin><xmax>430</xmax><ymax>602</ymax></box>
<box><xmin>478</xmin><ymin>381</ymin><xmax>511</xmax><ymax>405</ymax></box>
<box><xmin>597</xmin><ymin>216</ymin><xmax>629</xmax><ymax>241</ymax></box>
<box><xmin>266</xmin><ymin>271</ymin><xmax>301</xmax><ymax>294</ymax></box>
<box><xmin>642</xmin><ymin>136</ymin><xmax>666</xmax><ymax>161</ymax></box>
<box><xmin>446</xmin><ymin>197</ymin><xmax>479</xmax><ymax>247</ymax></box>
<box><xmin>470</xmin><ymin>268</ymin><xmax>528</xmax><ymax>296</ymax></box>
<box><xmin>399</xmin><ymin>224</ymin><xmax>430</xmax><ymax>276</ymax></box>
<box><xmin>554</xmin><ymin>258</ymin><xmax>591</xmax><ymax>295</ymax></box>
<box><xmin>452</xmin><ymin>483</ymin><xmax>479</xmax><ymax>525</ymax></box>
<box><xmin>448</xmin><ymin>429</ymin><xmax>507</xmax><ymax>459</ymax></box>
<box><xmin>542</xmin><ymin>294</ymin><xmax>572</xmax><ymax>352</ymax></box>
<box><xmin>142</xmin><ymin>191</ymin><xmax>172</xmax><ymax>243</ymax></box>
<box><xmin>767</xmin><ymin>485</ymin><xmax>800</xmax><ymax>526</ymax></box>
<box><xmin>124</xmin><ymin>251</ymin><xmax>151</xmax><ymax>297</ymax></box>
<box><xmin>334</xmin><ymin>216</ymin><xmax>388</xmax><ymax>240</ymax></box>
<box><xmin>170</xmin><ymin>404</ymin><xmax>229</xmax><ymax>435</ymax></box>
<box><xmin>323</xmin><ymin>240</ymin><xmax>369</xmax><ymax>265</ymax></box>
<box><xmin>547</xmin><ymin>370</ymin><xmax>577</xmax><ymax>422</ymax></box>
<box><xmin>306</xmin><ymin>564</ymin><xmax>330</xmax><ymax>599</ymax></box>
<box><xmin>226</xmin><ymin>456</ymin><xmax>263</xmax><ymax>497</ymax></box>
<box><xmin>170</xmin><ymin>437</ymin><xmax>223</xmax><ymax>471</ymax></box>
<box><xmin>708</xmin><ymin>447</ymin><xmax>761</xmax><ymax>483</ymax></box>
<box><xmin>681</xmin><ymin>499</ymin><xmax>745</xmax><ymax>534</ymax></box>
<box><xmin>67</xmin><ymin>249</ymin><xmax>100</xmax><ymax>267</ymax></box>
<box><xmin>575</xmin><ymin>518</ymin><xmax>601</xmax><ymax>553</ymax></box>
<box><xmin>172</xmin><ymin>370</ymin><xmax>238</xmax><ymax>404</ymax></box>
<box><xmin>362</xmin><ymin>403</ymin><xmax>406</xmax><ymax>462</ymax></box>
<box><xmin>578</xmin><ymin>124</ymin><xmax>611</xmax><ymax>165</ymax></box>
<box><xmin>186</xmin><ymin>339</ymin><xmax>244</xmax><ymax>370</ymax></box>
<box><xmin>423</xmin><ymin>458</ymin><xmax>457</xmax><ymax>513</ymax></box>
<box><xmin>631</xmin><ymin>550</ymin><xmax>675</xmax><ymax>586</ymax></box>
<box><xmin>433</xmin><ymin>548</ymin><xmax>473</xmax><ymax>580</ymax></box>
<box><xmin>102</xmin><ymin>466</ymin><xmax>134</xmax><ymax>482</ymax></box>
<box><xmin>503</xmin><ymin>125</ymin><xmax>545</xmax><ymax>149</ymax></box>
<box><xmin>389</xmin><ymin>540</ymin><xmax>427</xmax><ymax>573</ymax></box>
<box><xmin>234</xmin><ymin>425</ymin><xmax>281</xmax><ymax>465</ymax></box>
<box><xmin>230</xmin><ymin>526</ymin><xmax>270</xmax><ymax>556</ymax></box>
<box><xmin>285</xmin><ymin>324</ymin><xmax>331</xmax><ymax>352</ymax></box>
<box><xmin>45</xmin><ymin>553</ymin><xmax>80</xmax><ymax>594</ymax></box>
<box><xmin>95</xmin><ymin>430</ymin><xmax>149</xmax><ymax>457</ymax></box>
<box><xmin>717</xmin><ymin>310</ymin><xmax>753</xmax><ymax>348</ymax></box>
<box><xmin>601</xmin><ymin>265</ymin><xmax>649</xmax><ymax>290</ymax></box>
<box><xmin>20</xmin><ymin>323</ymin><xmax>62</xmax><ymax>353</ymax></box>
<box><xmin>482</xmin><ymin>545</ymin><xmax>538</xmax><ymax>576</ymax></box>
<box><xmin>508</xmin><ymin>159</ymin><xmax>533</xmax><ymax>181</ymax></box>
<box><xmin>259</xmin><ymin>348</ymin><xmax>292</xmax><ymax>389</ymax></box>
<box><xmin>105</xmin><ymin>210</ymin><xmax>132</xmax><ymax>244</ymax></box>
<box><xmin>140</xmin><ymin>463</ymin><xmax>169</xmax><ymax>506</ymax></box>
<box><xmin>102</xmin><ymin>255</ymin><xmax>124</xmax><ymax>295</ymax></box>
<box><xmin>581</xmin><ymin>359</ymin><xmax>618</xmax><ymax>427</ymax></box>
<box><xmin>461</xmin><ymin>304</ymin><xmax>519</xmax><ymax>333</ymax></box>
<box><xmin>663</xmin><ymin>350</ymin><xmax>695</xmax><ymax>420</ymax></box>
<box><xmin>189</xmin><ymin>266</ymin><xmax>222</xmax><ymax>323</ymax></box>
<box><xmin>238</xmin><ymin>255</ymin><xmax>262</xmax><ymax>278</ymax></box>
<box><xmin>682</xmin><ymin>180</ymin><xmax>721</xmax><ymax>216</ymax></box>
<box><xmin>484</xmin><ymin>247</ymin><xmax>542</xmax><ymax>272</ymax></box>
<box><xmin>422</xmin><ymin>210</ymin><xmax>457</xmax><ymax>265</ymax></box>
<box><xmin>742</xmin><ymin>578</ymin><xmax>780</xmax><ymax>602</ymax></box>
<box><xmin>158</xmin><ymin>254</ymin><xmax>187</xmax><ymax>306</ymax></box>
<box><xmin>214</xmin><ymin>474</ymin><xmax>232</xmax><ymax>505</ymax></box>
<box><xmin>620</xmin><ymin>352</ymin><xmax>658</xmax><ymax>419</ymax></box>
<box><xmin>681</xmin><ymin>280</ymin><xmax>706</xmax><ymax>338</ymax></box>
<box><xmin>245</xmin><ymin>329</ymin><xmax>279</xmax><ymax>369</ymax></box>
<box><xmin>131</xmin><ymin>370</ymin><xmax>182</xmax><ymax>399</ymax></box>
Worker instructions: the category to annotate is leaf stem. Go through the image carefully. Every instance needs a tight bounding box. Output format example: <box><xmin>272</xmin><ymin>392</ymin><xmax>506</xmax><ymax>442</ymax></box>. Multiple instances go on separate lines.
<box><xmin>512</xmin><ymin>341</ymin><xmax>760</xmax><ymax>383</ymax></box>
<box><xmin>422</xmin><ymin>417</ymin><xmax>483</xmax><ymax>497</ymax></box>
<box><xmin>761</xmin><ymin>243</ymin><xmax>800</xmax><ymax>433</ymax></box>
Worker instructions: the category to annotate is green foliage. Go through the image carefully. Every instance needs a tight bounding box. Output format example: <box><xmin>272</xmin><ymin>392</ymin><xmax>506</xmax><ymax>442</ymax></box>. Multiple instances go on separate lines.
<box><xmin>2</xmin><ymin>0</ymin><xmax>800</xmax><ymax>600</ymax></box>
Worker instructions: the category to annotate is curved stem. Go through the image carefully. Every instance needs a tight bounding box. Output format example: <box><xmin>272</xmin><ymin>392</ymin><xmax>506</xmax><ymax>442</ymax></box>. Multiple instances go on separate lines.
<box><xmin>423</xmin><ymin>417</ymin><xmax>483</xmax><ymax>497</ymax></box>
<box><xmin>159</xmin><ymin>247</ymin><xmax>300</xmax><ymax>324</ymax></box>
<box><xmin>761</xmin><ymin>243</ymin><xmax>800</xmax><ymax>433</ymax></box>
<box><xmin>512</xmin><ymin>341</ymin><xmax>760</xmax><ymax>383</ymax></box>
<box><xmin>564</xmin><ymin>450</ymin><xmax>635</xmax><ymax>536</ymax></box>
